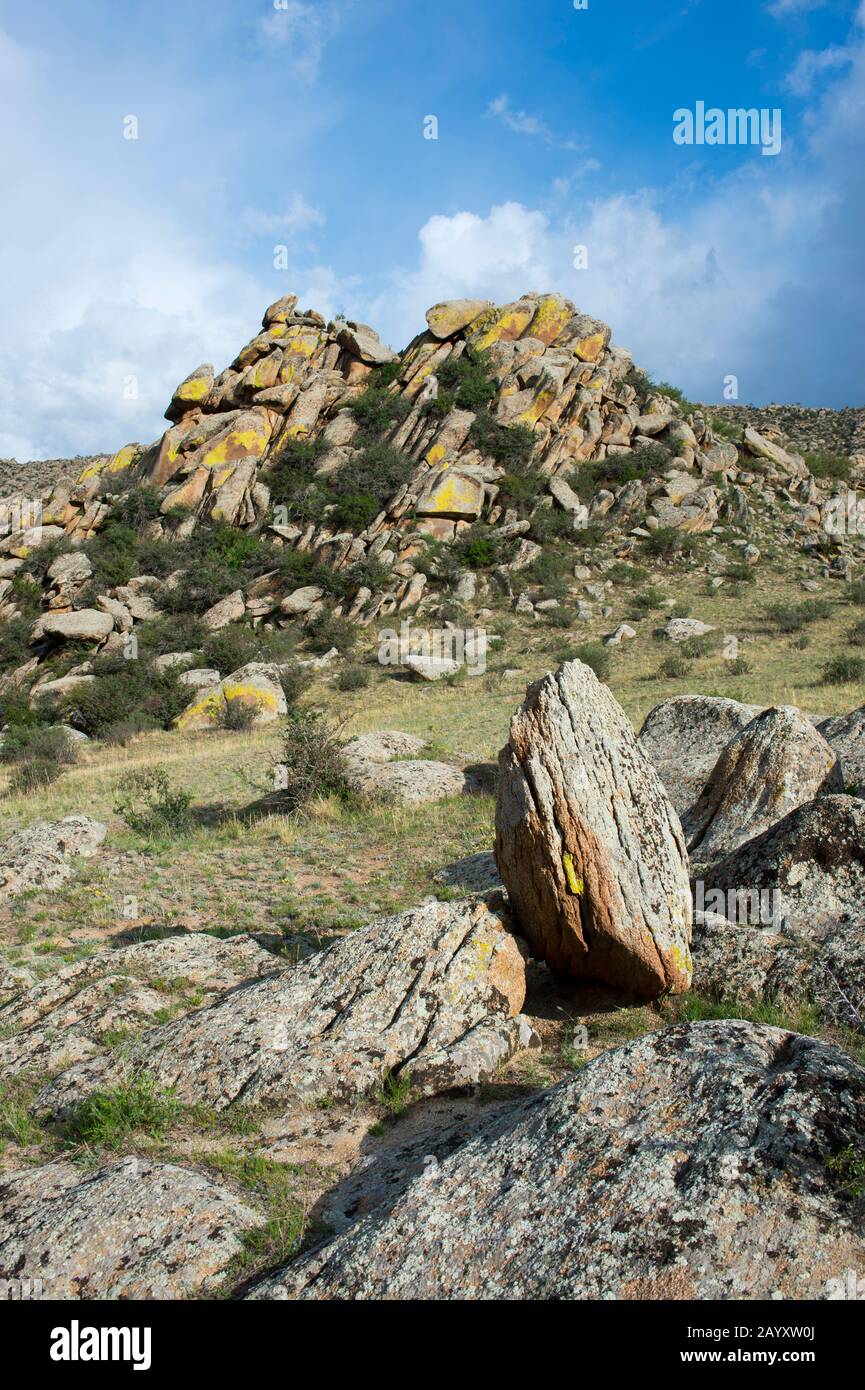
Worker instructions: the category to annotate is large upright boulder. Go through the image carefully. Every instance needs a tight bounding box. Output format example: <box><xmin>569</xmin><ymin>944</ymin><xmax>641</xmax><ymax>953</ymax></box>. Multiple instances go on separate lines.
<box><xmin>684</xmin><ymin>705</ymin><xmax>842</xmax><ymax>866</ymax></box>
<box><xmin>251</xmin><ymin>1020</ymin><xmax>865</xmax><ymax>1301</ymax></box>
<box><xmin>494</xmin><ymin>661</ymin><xmax>692</xmax><ymax>995</ymax></box>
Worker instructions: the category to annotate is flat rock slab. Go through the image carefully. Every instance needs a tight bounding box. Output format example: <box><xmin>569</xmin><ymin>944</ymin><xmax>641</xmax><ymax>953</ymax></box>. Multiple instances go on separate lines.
<box><xmin>35</xmin><ymin>897</ymin><xmax>530</xmax><ymax>1117</ymax></box>
<box><xmin>0</xmin><ymin>932</ymin><xmax>278</xmax><ymax>1078</ymax></box>
<box><xmin>0</xmin><ymin>815</ymin><xmax>106</xmax><ymax>901</ymax></box>
<box><xmin>495</xmin><ymin>661</ymin><xmax>691</xmax><ymax>995</ymax></box>
<box><xmin>249</xmin><ymin>1020</ymin><xmax>865</xmax><ymax>1300</ymax></box>
<box><xmin>0</xmin><ymin>1157</ymin><xmax>260</xmax><ymax>1299</ymax></box>
<box><xmin>684</xmin><ymin>705</ymin><xmax>842</xmax><ymax>866</ymax></box>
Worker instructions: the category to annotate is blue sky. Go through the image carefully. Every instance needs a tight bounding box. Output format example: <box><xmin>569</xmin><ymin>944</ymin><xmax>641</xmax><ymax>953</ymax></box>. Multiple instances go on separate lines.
<box><xmin>1</xmin><ymin>0</ymin><xmax>863</xmax><ymax>458</ymax></box>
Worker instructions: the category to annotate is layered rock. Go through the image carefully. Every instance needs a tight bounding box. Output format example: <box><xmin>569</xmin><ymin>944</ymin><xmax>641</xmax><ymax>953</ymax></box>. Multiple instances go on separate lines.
<box><xmin>34</xmin><ymin>896</ymin><xmax>531</xmax><ymax>1116</ymax></box>
<box><xmin>250</xmin><ymin>1021</ymin><xmax>865</xmax><ymax>1300</ymax></box>
<box><xmin>684</xmin><ymin>706</ymin><xmax>843</xmax><ymax>866</ymax></box>
<box><xmin>494</xmin><ymin>660</ymin><xmax>692</xmax><ymax>995</ymax></box>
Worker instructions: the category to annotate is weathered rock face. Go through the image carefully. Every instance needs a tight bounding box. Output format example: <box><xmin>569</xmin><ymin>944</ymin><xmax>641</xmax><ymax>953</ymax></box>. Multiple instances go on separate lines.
<box><xmin>704</xmin><ymin>793</ymin><xmax>865</xmax><ymax>937</ymax></box>
<box><xmin>35</xmin><ymin>896</ymin><xmax>530</xmax><ymax>1117</ymax></box>
<box><xmin>0</xmin><ymin>932</ymin><xmax>278</xmax><ymax>1078</ymax></box>
<box><xmin>691</xmin><ymin>912</ymin><xmax>865</xmax><ymax>1033</ymax></box>
<box><xmin>0</xmin><ymin>1158</ymin><xmax>260</xmax><ymax>1299</ymax></box>
<box><xmin>638</xmin><ymin>695</ymin><xmax>764</xmax><ymax>818</ymax></box>
<box><xmin>175</xmin><ymin>660</ymin><xmax>288</xmax><ymax>730</ymax></box>
<box><xmin>341</xmin><ymin>732</ymin><xmax>489</xmax><ymax>805</ymax></box>
<box><xmin>684</xmin><ymin>706</ymin><xmax>843</xmax><ymax>866</ymax></box>
<box><xmin>250</xmin><ymin>1020</ymin><xmax>865</xmax><ymax>1300</ymax></box>
<box><xmin>0</xmin><ymin>815</ymin><xmax>106</xmax><ymax>901</ymax></box>
<box><xmin>495</xmin><ymin>661</ymin><xmax>692</xmax><ymax>995</ymax></box>
<box><xmin>818</xmin><ymin>705</ymin><xmax>865</xmax><ymax>793</ymax></box>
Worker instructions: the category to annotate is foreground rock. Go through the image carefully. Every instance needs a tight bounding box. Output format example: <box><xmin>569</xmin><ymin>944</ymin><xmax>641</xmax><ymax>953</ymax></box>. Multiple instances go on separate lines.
<box><xmin>0</xmin><ymin>1158</ymin><xmax>260</xmax><ymax>1299</ymax></box>
<box><xmin>35</xmin><ymin>896</ymin><xmax>531</xmax><ymax>1116</ymax></box>
<box><xmin>0</xmin><ymin>932</ymin><xmax>277</xmax><ymax>1078</ymax></box>
<box><xmin>250</xmin><ymin>1020</ymin><xmax>865</xmax><ymax>1300</ymax></box>
<box><xmin>0</xmin><ymin>816</ymin><xmax>106</xmax><ymax>901</ymax></box>
<box><xmin>341</xmin><ymin>729</ymin><xmax>492</xmax><ymax>805</ymax></box>
<box><xmin>638</xmin><ymin>695</ymin><xmax>763</xmax><ymax>817</ymax></box>
<box><xmin>684</xmin><ymin>706</ymin><xmax>842</xmax><ymax>866</ymax></box>
<box><xmin>495</xmin><ymin>661</ymin><xmax>691</xmax><ymax>995</ymax></box>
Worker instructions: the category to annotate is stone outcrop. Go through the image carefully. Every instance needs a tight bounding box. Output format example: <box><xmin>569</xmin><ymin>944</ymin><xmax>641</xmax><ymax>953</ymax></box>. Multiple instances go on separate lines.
<box><xmin>0</xmin><ymin>1158</ymin><xmax>260</xmax><ymax>1299</ymax></box>
<box><xmin>683</xmin><ymin>705</ymin><xmax>843</xmax><ymax>866</ymax></box>
<box><xmin>638</xmin><ymin>695</ymin><xmax>763</xmax><ymax>817</ymax></box>
<box><xmin>0</xmin><ymin>932</ymin><xmax>278</xmax><ymax>1079</ymax></box>
<box><xmin>34</xmin><ymin>896</ymin><xmax>531</xmax><ymax>1117</ymax></box>
<box><xmin>494</xmin><ymin>660</ymin><xmax>692</xmax><ymax>995</ymax></box>
<box><xmin>250</xmin><ymin>1021</ymin><xmax>865</xmax><ymax>1300</ymax></box>
<box><xmin>0</xmin><ymin>816</ymin><xmax>106</xmax><ymax>901</ymax></box>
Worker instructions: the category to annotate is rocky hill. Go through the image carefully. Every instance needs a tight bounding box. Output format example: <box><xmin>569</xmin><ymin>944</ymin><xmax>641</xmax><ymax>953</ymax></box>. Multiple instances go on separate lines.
<box><xmin>1</xmin><ymin>291</ymin><xmax>864</xmax><ymax>1304</ymax></box>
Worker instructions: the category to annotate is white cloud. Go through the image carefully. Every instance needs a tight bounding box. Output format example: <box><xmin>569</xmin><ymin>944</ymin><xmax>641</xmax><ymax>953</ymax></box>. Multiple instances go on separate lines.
<box><xmin>241</xmin><ymin>193</ymin><xmax>326</xmax><ymax>235</ymax></box>
<box><xmin>768</xmin><ymin>0</ymin><xmax>827</xmax><ymax>17</ymax></box>
<box><xmin>487</xmin><ymin>94</ymin><xmax>581</xmax><ymax>150</ymax></box>
<box><xmin>784</xmin><ymin>44</ymin><xmax>852</xmax><ymax>95</ymax></box>
<box><xmin>258</xmin><ymin>1</ymin><xmax>340</xmax><ymax>84</ymax></box>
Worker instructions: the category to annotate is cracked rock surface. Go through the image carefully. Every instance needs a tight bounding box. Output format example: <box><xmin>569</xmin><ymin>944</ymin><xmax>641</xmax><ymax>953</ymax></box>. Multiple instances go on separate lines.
<box><xmin>495</xmin><ymin>660</ymin><xmax>691</xmax><ymax>994</ymax></box>
<box><xmin>35</xmin><ymin>896</ymin><xmax>529</xmax><ymax>1116</ymax></box>
<box><xmin>249</xmin><ymin>1020</ymin><xmax>865</xmax><ymax>1301</ymax></box>
<box><xmin>0</xmin><ymin>1157</ymin><xmax>261</xmax><ymax>1299</ymax></box>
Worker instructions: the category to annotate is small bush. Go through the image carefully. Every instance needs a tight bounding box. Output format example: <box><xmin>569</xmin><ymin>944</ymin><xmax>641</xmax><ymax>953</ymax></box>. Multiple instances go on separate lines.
<box><xmin>469</xmin><ymin>411</ymin><xmax>535</xmax><ymax>469</ymax></box>
<box><xmin>1</xmin><ymin>725</ymin><xmax>78</xmax><ymax>793</ymax></box>
<box><xmin>659</xmin><ymin>652</ymin><xmax>693</xmax><ymax>679</ymax></box>
<box><xmin>560</xmin><ymin>642</ymin><xmax>611</xmax><ymax>682</ymax></box>
<box><xmin>278</xmin><ymin>663</ymin><xmax>313</xmax><ymax>708</ymax></box>
<box><xmin>62</xmin><ymin>660</ymin><xmax>188</xmax><ymax>736</ymax></box>
<box><xmin>822</xmin><ymin>653</ymin><xmax>865</xmax><ymax>685</ymax></box>
<box><xmin>114</xmin><ymin>766</ymin><xmax>193</xmax><ymax>837</ymax></box>
<box><xmin>641</xmin><ymin>527</ymin><xmax>698</xmax><ymax>562</ymax></box>
<box><xmin>100</xmin><ymin>714</ymin><xmax>160</xmax><ymax>747</ymax></box>
<box><xmin>305</xmin><ymin>612</ymin><xmax>357</xmax><ymax>655</ymax></box>
<box><xmin>630</xmin><ymin>586</ymin><xmax>664</xmax><ymax>613</ymax></box>
<box><xmin>218</xmin><ymin>701</ymin><xmax>257</xmax><ymax>733</ymax></box>
<box><xmin>805</xmin><ymin>452</ymin><xmax>852</xmax><ymax>481</ymax></box>
<box><xmin>271</xmin><ymin>708</ymin><xmax>352</xmax><ymax>813</ymax></box>
<box><xmin>337</xmin><ymin>664</ymin><xmax>370</xmax><ymax>691</ymax></box>
<box><xmin>452</xmin><ymin>525</ymin><xmax>501</xmax><ymax>571</ymax></box>
<box><xmin>725</xmin><ymin>656</ymin><xmax>753</xmax><ymax>676</ymax></box>
<box><xmin>764</xmin><ymin>599</ymin><xmax>834</xmax><ymax>634</ymax></box>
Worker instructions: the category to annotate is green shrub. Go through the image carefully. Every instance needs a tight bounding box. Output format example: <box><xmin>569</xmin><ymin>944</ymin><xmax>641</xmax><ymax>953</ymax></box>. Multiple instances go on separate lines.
<box><xmin>641</xmin><ymin>527</ymin><xmax>698</xmax><ymax>561</ymax></box>
<box><xmin>0</xmin><ymin>615</ymin><xmax>36</xmax><ymax>673</ymax></box>
<box><xmin>453</xmin><ymin>525</ymin><xmax>501</xmax><ymax>571</ymax></box>
<box><xmin>630</xmin><ymin>586</ymin><xmax>664</xmax><ymax>613</ymax></box>
<box><xmin>522</xmin><ymin>548</ymin><xmax>571</xmax><ymax>598</ymax></box>
<box><xmin>135</xmin><ymin>613</ymin><xmax>207</xmax><ymax>658</ymax></box>
<box><xmin>560</xmin><ymin>642</ymin><xmax>611</xmax><ymax>682</ymax></box>
<box><xmin>103</xmin><ymin>487</ymin><xmax>163</xmax><ymax>534</ymax></box>
<box><xmin>337</xmin><ymin>664</ymin><xmax>370</xmax><ymax>691</ymax></box>
<box><xmin>822</xmin><ymin>653</ymin><xmax>865</xmax><ymax>685</ymax></box>
<box><xmin>805</xmin><ymin>452</ymin><xmax>852</xmax><ymax>481</ymax></box>
<box><xmin>424</xmin><ymin>348</ymin><xmax>498</xmax><ymax>416</ymax></box>
<box><xmin>764</xmin><ymin>599</ymin><xmax>833</xmax><ymax>634</ymax></box>
<box><xmin>306</xmin><ymin>612</ymin><xmax>357</xmax><ymax>655</ymax></box>
<box><xmin>571</xmin><ymin>443</ymin><xmax>672</xmax><ymax>503</ymax></box>
<box><xmin>100</xmin><ymin>714</ymin><xmax>160</xmax><ymax>747</ymax></box>
<box><xmin>114</xmin><ymin>765</ymin><xmax>194</xmax><ymax>837</ymax></box>
<box><xmin>1</xmin><ymin>724</ymin><xmax>78</xmax><ymax>793</ymax></box>
<box><xmin>469</xmin><ymin>411</ymin><xmax>535</xmax><ymax>469</ymax></box>
<box><xmin>659</xmin><ymin>652</ymin><xmax>693</xmax><ymax>679</ymax></box>
<box><xmin>62</xmin><ymin>660</ymin><xmax>188</xmax><ymax>736</ymax></box>
<box><xmin>271</xmin><ymin>708</ymin><xmax>352</xmax><ymax>813</ymax></box>
<box><xmin>218</xmin><ymin>700</ymin><xmax>257</xmax><ymax>733</ymax></box>
<box><xmin>347</xmin><ymin>382</ymin><xmax>411</xmax><ymax>441</ymax></box>
<box><xmin>278</xmin><ymin>663</ymin><xmax>313</xmax><ymax>708</ymax></box>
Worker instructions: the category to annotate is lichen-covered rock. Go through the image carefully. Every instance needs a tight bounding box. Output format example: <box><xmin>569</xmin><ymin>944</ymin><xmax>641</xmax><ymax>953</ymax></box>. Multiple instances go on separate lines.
<box><xmin>250</xmin><ymin>1020</ymin><xmax>865</xmax><ymax>1300</ymax></box>
<box><xmin>638</xmin><ymin>695</ymin><xmax>764</xmax><ymax>817</ymax></box>
<box><xmin>425</xmin><ymin>299</ymin><xmax>493</xmax><ymax>339</ymax></box>
<box><xmin>704</xmin><ymin>793</ymin><xmax>865</xmax><ymax>936</ymax></box>
<box><xmin>0</xmin><ymin>932</ymin><xmax>278</xmax><ymax>1078</ymax></box>
<box><xmin>0</xmin><ymin>815</ymin><xmax>106</xmax><ymax>901</ymax></box>
<box><xmin>684</xmin><ymin>706</ymin><xmax>842</xmax><ymax>866</ymax></box>
<box><xmin>0</xmin><ymin>1158</ymin><xmax>261</xmax><ymax>1299</ymax></box>
<box><xmin>35</xmin><ymin>896</ymin><xmax>530</xmax><ymax>1116</ymax></box>
<box><xmin>691</xmin><ymin>912</ymin><xmax>864</xmax><ymax>1033</ymax></box>
<box><xmin>175</xmin><ymin>660</ymin><xmax>287</xmax><ymax>730</ymax></box>
<box><xmin>495</xmin><ymin>661</ymin><xmax>691</xmax><ymax>994</ymax></box>
<box><xmin>342</xmin><ymin>731</ymin><xmax>427</xmax><ymax>764</ymax></box>
<box><xmin>818</xmin><ymin>705</ymin><xmax>865</xmax><ymax>794</ymax></box>
<box><xmin>349</xmin><ymin>758</ymin><xmax>478</xmax><ymax>805</ymax></box>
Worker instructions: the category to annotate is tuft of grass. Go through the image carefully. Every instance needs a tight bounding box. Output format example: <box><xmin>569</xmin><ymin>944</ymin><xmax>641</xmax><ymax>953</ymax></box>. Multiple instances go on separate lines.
<box><xmin>823</xmin><ymin>653</ymin><xmax>865</xmax><ymax>685</ymax></box>
<box><xmin>65</xmin><ymin>1074</ymin><xmax>179</xmax><ymax>1150</ymax></box>
<box><xmin>826</xmin><ymin>1145</ymin><xmax>865</xmax><ymax>1199</ymax></box>
<box><xmin>373</xmin><ymin>1069</ymin><xmax>413</xmax><ymax>1117</ymax></box>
